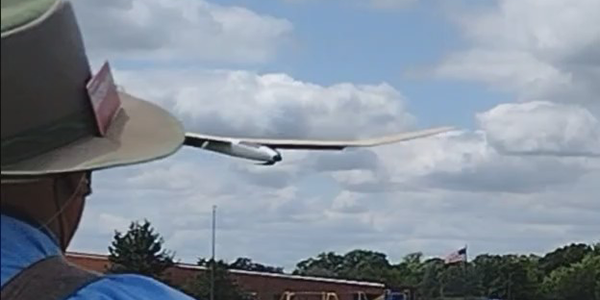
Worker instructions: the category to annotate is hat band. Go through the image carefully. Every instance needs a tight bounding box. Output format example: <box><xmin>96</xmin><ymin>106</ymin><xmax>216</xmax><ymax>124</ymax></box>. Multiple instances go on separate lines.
<box><xmin>1</xmin><ymin>110</ymin><xmax>94</xmax><ymax>167</ymax></box>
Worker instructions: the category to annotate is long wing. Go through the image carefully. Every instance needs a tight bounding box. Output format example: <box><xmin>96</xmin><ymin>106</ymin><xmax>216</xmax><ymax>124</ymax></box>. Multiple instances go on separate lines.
<box><xmin>184</xmin><ymin>126</ymin><xmax>454</xmax><ymax>150</ymax></box>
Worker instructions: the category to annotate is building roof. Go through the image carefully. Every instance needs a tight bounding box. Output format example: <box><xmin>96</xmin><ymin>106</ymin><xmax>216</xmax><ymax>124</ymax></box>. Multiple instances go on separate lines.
<box><xmin>66</xmin><ymin>252</ymin><xmax>385</xmax><ymax>288</ymax></box>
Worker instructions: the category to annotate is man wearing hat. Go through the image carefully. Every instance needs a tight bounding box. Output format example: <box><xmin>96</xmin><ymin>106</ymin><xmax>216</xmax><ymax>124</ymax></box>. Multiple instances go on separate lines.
<box><xmin>1</xmin><ymin>0</ymin><xmax>196</xmax><ymax>299</ymax></box>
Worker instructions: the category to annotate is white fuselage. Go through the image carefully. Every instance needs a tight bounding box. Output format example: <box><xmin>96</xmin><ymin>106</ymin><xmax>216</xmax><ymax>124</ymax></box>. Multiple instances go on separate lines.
<box><xmin>203</xmin><ymin>140</ymin><xmax>282</xmax><ymax>164</ymax></box>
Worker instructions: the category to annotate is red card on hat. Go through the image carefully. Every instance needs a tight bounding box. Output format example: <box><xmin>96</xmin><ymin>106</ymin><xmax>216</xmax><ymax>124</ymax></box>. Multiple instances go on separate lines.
<box><xmin>86</xmin><ymin>61</ymin><xmax>122</xmax><ymax>136</ymax></box>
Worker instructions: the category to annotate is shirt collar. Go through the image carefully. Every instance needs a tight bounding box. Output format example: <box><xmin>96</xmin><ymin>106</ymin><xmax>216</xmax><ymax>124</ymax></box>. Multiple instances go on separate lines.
<box><xmin>1</xmin><ymin>214</ymin><xmax>61</xmax><ymax>287</ymax></box>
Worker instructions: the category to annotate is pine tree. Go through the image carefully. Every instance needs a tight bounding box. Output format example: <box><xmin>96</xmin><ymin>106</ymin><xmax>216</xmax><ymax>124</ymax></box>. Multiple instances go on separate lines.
<box><xmin>107</xmin><ymin>219</ymin><xmax>175</xmax><ymax>281</ymax></box>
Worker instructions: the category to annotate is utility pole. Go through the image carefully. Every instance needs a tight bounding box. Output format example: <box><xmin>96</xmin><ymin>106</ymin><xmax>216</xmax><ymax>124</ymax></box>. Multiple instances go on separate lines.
<box><xmin>210</xmin><ymin>205</ymin><xmax>216</xmax><ymax>300</ymax></box>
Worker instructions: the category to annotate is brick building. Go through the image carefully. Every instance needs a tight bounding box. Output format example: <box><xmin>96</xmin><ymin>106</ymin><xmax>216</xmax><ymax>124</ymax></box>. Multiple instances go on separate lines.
<box><xmin>66</xmin><ymin>252</ymin><xmax>388</xmax><ymax>300</ymax></box>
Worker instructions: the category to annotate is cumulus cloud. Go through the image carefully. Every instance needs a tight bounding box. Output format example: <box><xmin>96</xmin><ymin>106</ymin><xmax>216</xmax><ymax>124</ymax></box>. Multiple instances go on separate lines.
<box><xmin>329</xmin><ymin>191</ymin><xmax>369</xmax><ymax>214</ymax></box>
<box><xmin>312</xmin><ymin>149</ymin><xmax>381</xmax><ymax>172</ymax></box>
<box><xmin>454</xmin><ymin>0</ymin><xmax>600</xmax><ymax>62</ymax></box>
<box><xmin>435</xmin><ymin>0</ymin><xmax>600</xmax><ymax>157</ymax></box>
<box><xmin>478</xmin><ymin>101</ymin><xmax>600</xmax><ymax>156</ymax></box>
<box><xmin>438</xmin><ymin>0</ymin><xmax>600</xmax><ymax>103</ymax></box>
<box><xmin>72</xmin><ymin>0</ymin><xmax>293</xmax><ymax>64</ymax></box>
<box><xmin>363</xmin><ymin>130</ymin><xmax>596</xmax><ymax>194</ymax></box>
<box><xmin>435</xmin><ymin>50</ymin><xmax>572</xmax><ymax>98</ymax></box>
<box><xmin>114</xmin><ymin>68</ymin><xmax>416</xmax><ymax>140</ymax></box>
<box><xmin>420</xmin><ymin>155</ymin><xmax>590</xmax><ymax>194</ymax></box>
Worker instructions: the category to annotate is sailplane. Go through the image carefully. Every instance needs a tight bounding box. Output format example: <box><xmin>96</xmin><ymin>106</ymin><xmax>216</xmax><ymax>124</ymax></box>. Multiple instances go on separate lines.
<box><xmin>184</xmin><ymin>126</ymin><xmax>454</xmax><ymax>165</ymax></box>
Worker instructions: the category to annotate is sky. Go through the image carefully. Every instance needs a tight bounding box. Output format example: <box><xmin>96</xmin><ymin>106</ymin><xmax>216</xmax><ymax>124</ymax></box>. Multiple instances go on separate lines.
<box><xmin>68</xmin><ymin>0</ymin><xmax>600</xmax><ymax>271</ymax></box>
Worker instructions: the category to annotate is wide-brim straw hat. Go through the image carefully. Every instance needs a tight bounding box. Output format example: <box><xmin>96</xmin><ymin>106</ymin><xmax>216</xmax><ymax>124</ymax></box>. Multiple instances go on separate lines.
<box><xmin>1</xmin><ymin>0</ymin><xmax>184</xmax><ymax>176</ymax></box>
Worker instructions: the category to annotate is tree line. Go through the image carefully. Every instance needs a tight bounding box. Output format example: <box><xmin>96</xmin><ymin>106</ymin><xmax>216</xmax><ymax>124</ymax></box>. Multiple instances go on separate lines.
<box><xmin>106</xmin><ymin>220</ymin><xmax>600</xmax><ymax>300</ymax></box>
<box><xmin>292</xmin><ymin>245</ymin><xmax>600</xmax><ymax>300</ymax></box>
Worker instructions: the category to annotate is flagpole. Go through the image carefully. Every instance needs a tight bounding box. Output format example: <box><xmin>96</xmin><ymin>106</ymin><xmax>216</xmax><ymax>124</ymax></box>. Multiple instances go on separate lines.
<box><xmin>210</xmin><ymin>205</ymin><xmax>216</xmax><ymax>300</ymax></box>
<box><xmin>463</xmin><ymin>244</ymin><xmax>468</xmax><ymax>300</ymax></box>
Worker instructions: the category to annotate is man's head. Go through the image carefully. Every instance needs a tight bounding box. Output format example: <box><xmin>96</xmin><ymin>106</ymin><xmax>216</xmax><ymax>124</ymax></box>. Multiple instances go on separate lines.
<box><xmin>1</xmin><ymin>0</ymin><xmax>185</xmax><ymax>250</ymax></box>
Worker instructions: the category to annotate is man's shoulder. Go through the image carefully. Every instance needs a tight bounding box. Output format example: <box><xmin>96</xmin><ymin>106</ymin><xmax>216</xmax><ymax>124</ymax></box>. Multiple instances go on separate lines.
<box><xmin>67</xmin><ymin>273</ymin><xmax>196</xmax><ymax>300</ymax></box>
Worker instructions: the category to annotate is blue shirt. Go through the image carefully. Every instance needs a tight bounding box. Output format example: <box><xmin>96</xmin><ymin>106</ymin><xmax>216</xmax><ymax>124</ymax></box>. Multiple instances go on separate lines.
<box><xmin>1</xmin><ymin>214</ymin><xmax>195</xmax><ymax>300</ymax></box>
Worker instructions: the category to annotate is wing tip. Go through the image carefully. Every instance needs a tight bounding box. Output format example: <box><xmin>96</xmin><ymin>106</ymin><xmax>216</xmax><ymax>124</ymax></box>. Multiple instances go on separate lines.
<box><xmin>354</xmin><ymin>125</ymin><xmax>457</xmax><ymax>146</ymax></box>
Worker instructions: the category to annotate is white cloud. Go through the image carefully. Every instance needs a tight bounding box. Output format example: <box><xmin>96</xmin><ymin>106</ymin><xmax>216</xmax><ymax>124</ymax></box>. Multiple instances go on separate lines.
<box><xmin>114</xmin><ymin>68</ymin><xmax>416</xmax><ymax>140</ymax></box>
<box><xmin>330</xmin><ymin>191</ymin><xmax>368</xmax><ymax>214</ymax></box>
<box><xmin>364</xmin><ymin>130</ymin><xmax>596</xmax><ymax>194</ymax></box>
<box><xmin>435</xmin><ymin>50</ymin><xmax>573</xmax><ymax>99</ymax></box>
<box><xmin>437</xmin><ymin>0</ymin><xmax>600</xmax><ymax>103</ymax></box>
<box><xmin>454</xmin><ymin>0</ymin><xmax>600</xmax><ymax>62</ymax></box>
<box><xmin>72</xmin><ymin>0</ymin><xmax>293</xmax><ymax>64</ymax></box>
<box><xmin>478</xmin><ymin>101</ymin><xmax>600</xmax><ymax>156</ymax></box>
<box><xmin>435</xmin><ymin>0</ymin><xmax>600</xmax><ymax>157</ymax></box>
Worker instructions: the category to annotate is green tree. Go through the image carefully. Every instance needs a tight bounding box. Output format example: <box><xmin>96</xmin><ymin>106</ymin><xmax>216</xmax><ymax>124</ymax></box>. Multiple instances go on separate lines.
<box><xmin>107</xmin><ymin>219</ymin><xmax>175</xmax><ymax>281</ymax></box>
<box><xmin>339</xmin><ymin>250</ymin><xmax>392</xmax><ymax>282</ymax></box>
<box><xmin>287</xmin><ymin>243</ymin><xmax>600</xmax><ymax>300</ymax></box>
<box><xmin>593</xmin><ymin>242</ymin><xmax>600</xmax><ymax>257</ymax></box>
<box><xmin>474</xmin><ymin>255</ymin><xmax>542</xmax><ymax>300</ymax></box>
<box><xmin>183</xmin><ymin>259</ymin><xmax>253</xmax><ymax>300</ymax></box>
<box><xmin>594</xmin><ymin>247</ymin><xmax>600</xmax><ymax>300</ymax></box>
<box><xmin>293</xmin><ymin>250</ymin><xmax>393</xmax><ymax>283</ymax></box>
<box><xmin>471</xmin><ymin>254</ymin><xmax>544</xmax><ymax>300</ymax></box>
<box><xmin>539</xmin><ymin>243</ymin><xmax>592</xmax><ymax>275</ymax></box>
<box><xmin>293</xmin><ymin>251</ymin><xmax>344</xmax><ymax>278</ymax></box>
<box><xmin>229</xmin><ymin>257</ymin><xmax>284</xmax><ymax>274</ymax></box>
<box><xmin>419</xmin><ymin>258</ymin><xmax>445</xmax><ymax>299</ymax></box>
<box><xmin>541</xmin><ymin>254</ymin><xmax>599</xmax><ymax>300</ymax></box>
<box><xmin>503</xmin><ymin>255</ymin><xmax>543</xmax><ymax>300</ymax></box>
<box><xmin>439</xmin><ymin>263</ymin><xmax>467</xmax><ymax>298</ymax></box>
<box><xmin>473</xmin><ymin>254</ymin><xmax>504</xmax><ymax>297</ymax></box>
<box><xmin>389</xmin><ymin>252</ymin><xmax>425</xmax><ymax>288</ymax></box>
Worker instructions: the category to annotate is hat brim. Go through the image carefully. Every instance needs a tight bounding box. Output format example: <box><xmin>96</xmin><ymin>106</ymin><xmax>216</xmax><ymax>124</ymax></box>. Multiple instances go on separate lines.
<box><xmin>1</xmin><ymin>92</ymin><xmax>184</xmax><ymax>176</ymax></box>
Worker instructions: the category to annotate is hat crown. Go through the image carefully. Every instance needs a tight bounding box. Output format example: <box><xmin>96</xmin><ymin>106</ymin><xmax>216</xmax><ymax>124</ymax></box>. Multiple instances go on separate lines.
<box><xmin>2</xmin><ymin>0</ymin><xmax>185</xmax><ymax>177</ymax></box>
<box><xmin>1</xmin><ymin>0</ymin><xmax>57</xmax><ymax>33</ymax></box>
<box><xmin>1</xmin><ymin>0</ymin><xmax>97</xmax><ymax>167</ymax></box>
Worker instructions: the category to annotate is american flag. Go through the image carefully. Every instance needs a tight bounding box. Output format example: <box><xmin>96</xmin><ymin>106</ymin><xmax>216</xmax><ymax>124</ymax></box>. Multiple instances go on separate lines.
<box><xmin>444</xmin><ymin>246</ymin><xmax>467</xmax><ymax>264</ymax></box>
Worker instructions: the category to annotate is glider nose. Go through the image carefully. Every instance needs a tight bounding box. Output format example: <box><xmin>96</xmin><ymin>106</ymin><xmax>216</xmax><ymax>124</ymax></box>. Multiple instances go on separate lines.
<box><xmin>273</xmin><ymin>153</ymin><xmax>282</xmax><ymax>162</ymax></box>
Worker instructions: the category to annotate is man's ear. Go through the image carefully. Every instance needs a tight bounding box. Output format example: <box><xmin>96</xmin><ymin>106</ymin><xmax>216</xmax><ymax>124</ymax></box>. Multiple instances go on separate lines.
<box><xmin>51</xmin><ymin>173</ymin><xmax>89</xmax><ymax>250</ymax></box>
<box><xmin>1</xmin><ymin>179</ymin><xmax>64</xmax><ymax>243</ymax></box>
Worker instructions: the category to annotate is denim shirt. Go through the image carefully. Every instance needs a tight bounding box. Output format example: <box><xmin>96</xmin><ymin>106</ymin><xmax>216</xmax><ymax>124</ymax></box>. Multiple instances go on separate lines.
<box><xmin>1</xmin><ymin>214</ymin><xmax>195</xmax><ymax>300</ymax></box>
